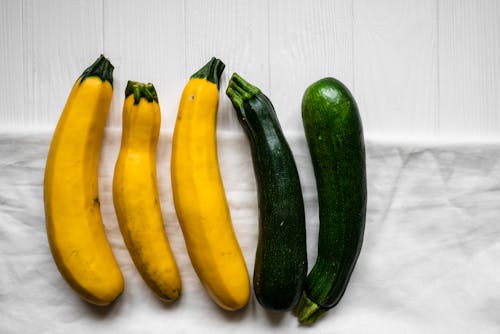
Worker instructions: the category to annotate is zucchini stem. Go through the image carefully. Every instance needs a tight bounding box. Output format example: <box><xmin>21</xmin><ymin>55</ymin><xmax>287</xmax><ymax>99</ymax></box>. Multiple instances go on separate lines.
<box><xmin>295</xmin><ymin>292</ymin><xmax>328</xmax><ymax>325</ymax></box>
<box><xmin>125</xmin><ymin>81</ymin><xmax>158</xmax><ymax>105</ymax></box>
<box><xmin>226</xmin><ymin>73</ymin><xmax>261</xmax><ymax>108</ymax></box>
<box><xmin>80</xmin><ymin>54</ymin><xmax>114</xmax><ymax>85</ymax></box>
<box><xmin>190</xmin><ymin>57</ymin><xmax>225</xmax><ymax>89</ymax></box>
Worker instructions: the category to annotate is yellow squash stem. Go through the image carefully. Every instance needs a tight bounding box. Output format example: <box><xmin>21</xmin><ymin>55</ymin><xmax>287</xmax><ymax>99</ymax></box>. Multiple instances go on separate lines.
<box><xmin>171</xmin><ymin>58</ymin><xmax>250</xmax><ymax>311</ymax></box>
<box><xmin>113</xmin><ymin>81</ymin><xmax>181</xmax><ymax>302</ymax></box>
<box><xmin>44</xmin><ymin>55</ymin><xmax>124</xmax><ymax>305</ymax></box>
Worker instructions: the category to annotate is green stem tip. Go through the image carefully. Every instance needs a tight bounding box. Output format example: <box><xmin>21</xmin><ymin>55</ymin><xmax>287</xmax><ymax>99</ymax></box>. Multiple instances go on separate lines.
<box><xmin>225</xmin><ymin>73</ymin><xmax>261</xmax><ymax>108</ymax></box>
<box><xmin>294</xmin><ymin>292</ymin><xmax>329</xmax><ymax>325</ymax></box>
<box><xmin>80</xmin><ymin>54</ymin><xmax>114</xmax><ymax>85</ymax></box>
<box><xmin>190</xmin><ymin>57</ymin><xmax>225</xmax><ymax>89</ymax></box>
<box><xmin>125</xmin><ymin>80</ymin><xmax>158</xmax><ymax>105</ymax></box>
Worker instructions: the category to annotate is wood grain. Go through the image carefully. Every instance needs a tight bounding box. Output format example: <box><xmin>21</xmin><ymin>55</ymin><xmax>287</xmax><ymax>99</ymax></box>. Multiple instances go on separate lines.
<box><xmin>0</xmin><ymin>1</ymin><xmax>500</xmax><ymax>140</ymax></box>
<box><xmin>103</xmin><ymin>0</ymin><xmax>185</xmax><ymax>130</ymax></box>
<box><xmin>22</xmin><ymin>0</ymin><xmax>103</xmax><ymax>128</ymax></box>
<box><xmin>439</xmin><ymin>0</ymin><xmax>500</xmax><ymax>139</ymax></box>
<box><xmin>184</xmin><ymin>0</ymin><xmax>270</xmax><ymax>132</ymax></box>
<box><xmin>0</xmin><ymin>0</ymin><xmax>24</xmax><ymax>126</ymax></box>
<box><xmin>269</xmin><ymin>0</ymin><xmax>354</xmax><ymax>133</ymax></box>
<box><xmin>353</xmin><ymin>0</ymin><xmax>438</xmax><ymax>139</ymax></box>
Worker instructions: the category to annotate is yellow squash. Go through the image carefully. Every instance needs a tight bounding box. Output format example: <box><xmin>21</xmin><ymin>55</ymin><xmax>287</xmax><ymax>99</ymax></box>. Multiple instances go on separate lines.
<box><xmin>44</xmin><ymin>55</ymin><xmax>124</xmax><ymax>305</ymax></box>
<box><xmin>171</xmin><ymin>58</ymin><xmax>250</xmax><ymax>311</ymax></box>
<box><xmin>113</xmin><ymin>81</ymin><xmax>181</xmax><ymax>302</ymax></box>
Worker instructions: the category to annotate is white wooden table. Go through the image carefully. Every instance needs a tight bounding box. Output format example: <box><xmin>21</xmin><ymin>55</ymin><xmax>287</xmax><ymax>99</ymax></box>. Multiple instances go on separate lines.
<box><xmin>1</xmin><ymin>0</ymin><xmax>499</xmax><ymax>140</ymax></box>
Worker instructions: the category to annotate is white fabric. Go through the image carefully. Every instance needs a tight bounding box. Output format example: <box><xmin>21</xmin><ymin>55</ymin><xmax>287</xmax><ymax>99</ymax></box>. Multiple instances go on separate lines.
<box><xmin>1</xmin><ymin>129</ymin><xmax>499</xmax><ymax>333</ymax></box>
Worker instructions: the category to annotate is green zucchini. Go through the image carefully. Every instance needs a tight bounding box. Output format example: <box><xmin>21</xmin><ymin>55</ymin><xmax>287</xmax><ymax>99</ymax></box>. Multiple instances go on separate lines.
<box><xmin>295</xmin><ymin>77</ymin><xmax>366</xmax><ymax>324</ymax></box>
<box><xmin>226</xmin><ymin>73</ymin><xmax>307</xmax><ymax>311</ymax></box>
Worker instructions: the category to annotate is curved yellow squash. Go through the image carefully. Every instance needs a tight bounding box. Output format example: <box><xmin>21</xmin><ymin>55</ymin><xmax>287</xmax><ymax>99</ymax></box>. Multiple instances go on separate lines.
<box><xmin>171</xmin><ymin>58</ymin><xmax>250</xmax><ymax>311</ymax></box>
<box><xmin>44</xmin><ymin>55</ymin><xmax>124</xmax><ymax>305</ymax></box>
<box><xmin>113</xmin><ymin>81</ymin><xmax>181</xmax><ymax>302</ymax></box>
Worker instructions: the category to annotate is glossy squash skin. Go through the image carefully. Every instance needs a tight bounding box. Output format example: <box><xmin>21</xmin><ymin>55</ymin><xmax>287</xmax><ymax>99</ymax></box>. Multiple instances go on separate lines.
<box><xmin>44</xmin><ymin>55</ymin><xmax>124</xmax><ymax>306</ymax></box>
<box><xmin>171</xmin><ymin>58</ymin><xmax>250</xmax><ymax>311</ymax></box>
<box><xmin>226</xmin><ymin>73</ymin><xmax>307</xmax><ymax>311</ymax></box>
<box><xmin>295</xmin><ymin>77</ymin><xmax>366</xmax><ymax>324</ymax></box>
<box><xmin>113</xmin><ymin>81</ymin><xmax>181</xmax><ymax>302</ymax></box>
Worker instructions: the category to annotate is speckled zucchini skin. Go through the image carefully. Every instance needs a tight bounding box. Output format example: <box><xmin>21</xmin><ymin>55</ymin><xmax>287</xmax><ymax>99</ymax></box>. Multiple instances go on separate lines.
<box><xmin>227</xmin><ymin>73</ymin><xmax>307</xmax><ymax>311</ymax></box>
<box><xmin>297</xmin><ymin>77</ymin><xmax>366</xmax><ymax>324</ymax></box>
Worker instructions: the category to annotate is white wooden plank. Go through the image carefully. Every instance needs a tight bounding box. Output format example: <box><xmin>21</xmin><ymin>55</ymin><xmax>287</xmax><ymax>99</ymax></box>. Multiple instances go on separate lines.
<box><xmin>0</xmin><ymin>0</ymin><xmax>24</xmax><ymax>127</ymax></box>
<box><xmin>22</xmin><ymin>0</ymin><xmax>103</xmax><ymax>128</ymax></box>
<box><xmin>184</xmin><ymin>0</ymin><xmax>269</xmax><ymax>132</ymax></box>
<box><xmin>269</xmin><ymin>0</ymin><xmax>354</xmax><ymax>133</ymax></box>
<box><xmin>103</xmin><ymin>0</ymin><xmax>185</xmax><ymax>130</ymax></box>
<box><xmin>3</xmin><ymin>0</ymin><xmax>499</xmax><ymax>138</ymax></box>
<box><xmin>439</xmin><ymin>0</ymin><xmax>500</xmax><ymax>139</ymax></box>
<box><xmin>353</xmin><ymin>0</ymin><xmax>438</xmax><ymax>139</ymax></box>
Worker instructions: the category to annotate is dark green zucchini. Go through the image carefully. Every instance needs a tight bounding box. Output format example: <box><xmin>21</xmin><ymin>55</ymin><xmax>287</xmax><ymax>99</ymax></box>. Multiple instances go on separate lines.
<box><xmin>226</xmin><ymin>73</ymin><xmax>307</xmax><ymax>311</ymax></box>
<box><xmin>295</xmin><ymin>77</ymin><xmax>366</xmax><ymax>324</ymax></box>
